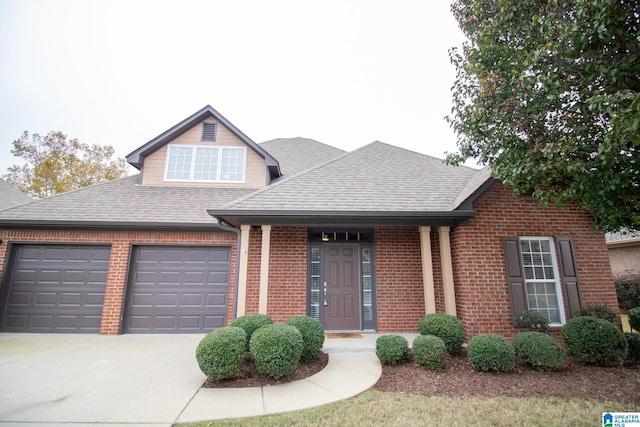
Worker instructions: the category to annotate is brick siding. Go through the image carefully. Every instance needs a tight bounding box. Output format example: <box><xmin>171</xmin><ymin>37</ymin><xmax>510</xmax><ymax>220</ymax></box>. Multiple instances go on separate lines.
<box><xmin>451</xmin><ymin>183</ymin><xmax>617</xmax><ymax>340</ymax></box>
<box><xmin>608</xmin><ymin>245</ymin><xmax>640</xmax><ymax>279</ymax></box>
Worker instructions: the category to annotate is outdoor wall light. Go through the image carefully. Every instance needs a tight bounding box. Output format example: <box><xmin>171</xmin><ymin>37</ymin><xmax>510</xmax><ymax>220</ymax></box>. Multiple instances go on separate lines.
<box><xmin>321</xmin><ymin>233</ymin><xmax>330</xmax><ymax>242</ymax></box>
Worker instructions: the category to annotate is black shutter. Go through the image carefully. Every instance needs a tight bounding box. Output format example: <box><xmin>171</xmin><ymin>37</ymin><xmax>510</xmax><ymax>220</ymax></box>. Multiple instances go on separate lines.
<box><xmin>503</xmin><ymin>237</ymin><xmax>528</xmax><ymax>325</ymax></box>
<box><xmin>556</xmin><ymin>237</ymin><xmax>582</xmax><ymax>318</ymax></box>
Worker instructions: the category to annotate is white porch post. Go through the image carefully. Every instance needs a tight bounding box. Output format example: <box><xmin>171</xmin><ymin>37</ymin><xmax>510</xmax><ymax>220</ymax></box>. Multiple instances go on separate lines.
<box><xmin>439</xmin><ymin>226</ymin><xmax>457</xmax><ymax>316</ymax></box>
<box><xmin>419</xmin><ymin>226</ymin><xmax>436</xmax><ymax>314</ymax></box>
<box><xmin>258</xmin><ymin>225</ymin><xmax>272</xmax><ymax>315</ymax></box>
<box><xmin>236</xmin><ymin>224</ymin><xmax>251</xmax><ymax>317</ymax></box>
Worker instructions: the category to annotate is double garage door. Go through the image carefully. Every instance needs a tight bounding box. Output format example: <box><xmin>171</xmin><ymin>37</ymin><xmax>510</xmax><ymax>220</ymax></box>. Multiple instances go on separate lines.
<box><xmin>0</xmin><ymin>244</ymin><xmax>231</xmax><ymax>334</ymax></box>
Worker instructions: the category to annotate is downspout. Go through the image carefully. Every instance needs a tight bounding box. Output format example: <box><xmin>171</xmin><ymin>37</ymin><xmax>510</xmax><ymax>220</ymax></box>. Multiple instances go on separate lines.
<box><xmin>215</xmin><ymin>219</ymin><xmax>242</xmax><ymax>321</ymax></box>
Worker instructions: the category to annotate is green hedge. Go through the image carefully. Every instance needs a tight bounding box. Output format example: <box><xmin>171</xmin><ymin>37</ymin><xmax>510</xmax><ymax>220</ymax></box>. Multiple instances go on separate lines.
<box><xmin>285</xmin><ymin>316</ymin><xmax>325</xmax><ymax>362</ymax></box>
<box><xmin>418</xmin><ymin>313</ymin><xmax>465</xmax><ymax>355</ymax></box>
<box><xmin>615</xmin><ymin>276</ymin><xmax>640</xmax><ymax>311</ymax></box>
<box><xmin>624</xmin><ymin>333</ymin><xmax>640</xmax><ymax>364</ymax></box>
<box><xmin>412</xmin><ymin>335</ymin><xmax>447</xmax><ymax>372</ymax></box>
<box><xmin>513</xmin><ymin>331</ymin><xmax>566</xmax><ymax>371</ymax></box>
<box><xmin>629</xmin><ymin>307</ymin><xmax>640</xmax><ymax>332</ymax></box>
<box><xmin>195</xmin><ymin>326</ymin><xmax>247</xmax><ymax>381</ymax></box>
<box><xmin>467</xmin><ymin>334</ymin><xmax>515</xmax><ymax>372</ymax></box>
<box><xmin>231</xmin><ymin>313</ymin><xmax>274</xmax><ymax>349</ymax></box>
<box><xmin>375</xmin><ymin>335</ymin><xmax>409</xmax><ymax>365</ymax></box>
<box><xmin>249</xmin><ymin>324</ymin><xmax>303</xmax><ymax>379</ymax></box>
<box><xmin>561</xmin><ymin>316</ymin><xmax>628</xmax><ymax>367</ymax></box>
<box><xmin>514</xmin><ymin>310</ymin><xmax>549</xmax><ymax>333</ymax></box>
<box><xmin>577</xmin><ymin>303</ymin><xmax>617</xmax><ymax>323</ymax></box>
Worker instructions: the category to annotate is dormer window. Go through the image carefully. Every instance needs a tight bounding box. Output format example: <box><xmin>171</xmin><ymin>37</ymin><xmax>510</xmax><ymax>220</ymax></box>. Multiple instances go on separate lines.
<box><xmin>165</xmin><ymin>144</ymin><xmax>246</xmax><ymax>182</ymax></box>
<box><xmin>202</xmin><ymin>122</ymin><xmax>217</xmax><ymax>141</ymax></box>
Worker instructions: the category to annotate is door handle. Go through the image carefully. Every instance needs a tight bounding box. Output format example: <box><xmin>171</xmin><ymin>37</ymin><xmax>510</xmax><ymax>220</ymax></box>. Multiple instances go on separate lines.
<box><xmin>323</xmin><ymin>282</ymin><xmax>328</xmax><ymax>306</ymax></box>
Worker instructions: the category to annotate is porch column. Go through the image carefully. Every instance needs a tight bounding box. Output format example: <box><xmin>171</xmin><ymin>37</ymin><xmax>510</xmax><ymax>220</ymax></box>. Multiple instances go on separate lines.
<box><xmin>236</xmin><ymin>224</ymin><xmax>251</xmax><ymax>317</ymax></box>
<box><xmin>439</xmin><ymin>226</ymin><xmax>457</xmax><ymax>316</ymax></box>
<box><xmin>258</xmin><ymin>225</ymin><xmax>272</xmax><ymax>315</ymax></box>
<box><xmin>419</xmin><ymin>226</ymin><xmax>436</xmax><ymax>314</ymax></box>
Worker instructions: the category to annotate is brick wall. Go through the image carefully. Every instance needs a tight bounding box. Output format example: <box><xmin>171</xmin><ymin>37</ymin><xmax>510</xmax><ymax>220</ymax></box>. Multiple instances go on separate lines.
<box><xmin>0</xmin><ymin>229</ymin><xmax>237</xmax><ymax>334</ymax></box>
<box><xmin>608</xmin><ymin>245</ymin><xmax>640</xmax><ymax>279</ymax></box>
<box><xmin>451</xmin><ymin>182</ymin><xmax>617</xmax><ymax>340</ymax></box>
<box><xmin>375</xmin><ymin>227</ymin><xmax>426</xmax><ymax>332</ymax></box>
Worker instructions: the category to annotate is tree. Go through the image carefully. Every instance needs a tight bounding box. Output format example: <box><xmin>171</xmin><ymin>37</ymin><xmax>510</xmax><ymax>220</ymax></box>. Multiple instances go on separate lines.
<box><xmin>4</xmin><ymin>131</ymin><xmax>128</xmax><ymax>198</ymax></box>
<box><xmin>446</xmin><ymin>0</ymin><xmax>640</xmax><ymax>232</ymax></box>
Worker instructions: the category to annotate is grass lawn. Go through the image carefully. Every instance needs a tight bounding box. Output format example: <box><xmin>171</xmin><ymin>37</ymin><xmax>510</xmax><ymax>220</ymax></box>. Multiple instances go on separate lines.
<box><xmin>177</xmin><ymin>390</ymin><xmax>640</xmax><ymax>427</ymax></box>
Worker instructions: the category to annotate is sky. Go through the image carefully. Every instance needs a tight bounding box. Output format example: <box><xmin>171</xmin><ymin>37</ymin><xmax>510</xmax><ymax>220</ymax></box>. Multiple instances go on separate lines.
<box><xmin>0</xmin><ymin>0</ymin><xmax>470</xmax><ymax>175</ymax></box>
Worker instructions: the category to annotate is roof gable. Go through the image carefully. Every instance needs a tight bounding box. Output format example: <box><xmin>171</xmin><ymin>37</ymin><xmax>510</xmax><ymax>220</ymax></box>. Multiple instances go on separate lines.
<box><xmin>126</xmin><ymin>105</ymin><xmax>281</xmax><ymax>178</ymax></box>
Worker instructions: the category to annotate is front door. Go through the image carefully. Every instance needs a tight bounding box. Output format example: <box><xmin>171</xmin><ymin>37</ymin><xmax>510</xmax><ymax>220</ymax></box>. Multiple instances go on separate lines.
<box><xmin>323</xmin><ymin>245</ymin><xmax>360</xmax><ymax>330</ymax></box>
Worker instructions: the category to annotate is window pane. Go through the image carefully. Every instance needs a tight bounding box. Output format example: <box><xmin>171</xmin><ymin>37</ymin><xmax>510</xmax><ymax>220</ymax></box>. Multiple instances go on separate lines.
<box><xmin>309</xmin><ymin>248</ymin><xmax>321</xmax><ymax>322</ymax></box>
<box><xmin>520</xmin><ymin>238</ymin><xmax>562</xmax><ymax>324</ymax></box>
<box><xmin>362</xmin><ymin>248</ymin><xmax>372</xmax><ymax>322</ymax></box>
<box><xmin>166</xmin><ymin>146</ymin><xmax>193</xmax><ymax>180</ymax></box>
<box><xmin>220</xmin><ymin>148</ymin><xmax>246</xmax><ymax>181</ymax></box>
<box><xmin>194</xmin><ymin>147</ymin><xmax>219</xmax><ymax>180</ymax></box>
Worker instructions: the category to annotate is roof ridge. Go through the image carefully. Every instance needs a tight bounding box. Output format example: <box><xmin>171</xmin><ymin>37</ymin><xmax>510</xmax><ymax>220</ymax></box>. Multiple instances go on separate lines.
<box><xmin>448</xmin><ymin>167</ymin><xmax>493</xmax><ymax>210</ymax></box>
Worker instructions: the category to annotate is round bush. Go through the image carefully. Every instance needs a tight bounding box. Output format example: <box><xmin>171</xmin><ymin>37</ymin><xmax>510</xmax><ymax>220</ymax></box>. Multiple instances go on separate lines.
<box><xmin>629</xmin><ymin>307</ymin><xmax>640</xmax><ymax>332</ymax></box>
<box><xmin>578</xmin><ymin>303</ymin><xmax>617</xmax><ymax>324</ymax></box>
<box><xmin>418</xmin><ymin>313</ymin><xmax>465</xmax><ymax>355</ymax></box>
<box><xmin>231</xmin><ymin>313</ymin><xmax>274</xmax><ymax>349</ymax></box>
<box><xmin>249</xmin><ymin>324</ymin><xmax>303</xmax><ymax>379</ymax></box>
<box><xmin>624</xmin><ymin>333</ymin><xmax>640</xmax><ymax>364</ymax></box>
<box><xmin>412</xmin><ymin>335</ymin><xmax>447</xmax><ymax>372</ymax></box>
<box><xmin>615</xmin><ymin>276</ymin><xmax>640</xmax><ymax>311</ymax></box>
<box><xmin>375</xmin><ymin>335</ymin><xmax>409</xmax><ymax>365</ymax></box>
<box><xmin>512</xmin><ymin>331</ymin><xmax>566</xmax><ymax>371</ymax></box>
<box><xmin>514</xmin><ymin>310</ymin><xmax>549</xmax><ymax>333</ymax></box>
<box><xmin>467</xmin><ymin>334</ymin><xmax>516</xmax><ymax>372</ymax></box>
<box><xmin>195</xmin><ymin>326</ymin><xmax>247</xmax><ymax>381</ymax></box>
<box><xmin>561</xmin><ymin>316</ymin><xmax>628</xmax><ymax>367</ymax></box>
<box><xmin>285</xmin><ymin>316</ymin><xmax>325</xmax><ymax>362</ymax></box>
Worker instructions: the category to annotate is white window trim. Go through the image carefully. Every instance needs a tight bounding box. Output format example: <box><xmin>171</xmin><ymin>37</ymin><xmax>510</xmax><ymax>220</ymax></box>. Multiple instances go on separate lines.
<box><xmin>519</xmin><ymin>236</ymin><xmax>567</xmax><ymax>326</ymax></box>
<box><xmin>164</xmin><ymin>144</ymin><xmax>247</xmax><ymax>183</ymax></box>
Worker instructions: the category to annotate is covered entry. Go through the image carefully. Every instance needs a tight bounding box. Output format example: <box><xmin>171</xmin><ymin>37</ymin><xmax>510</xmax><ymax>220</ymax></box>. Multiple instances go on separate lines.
<box><xmin>0</xmin><ymin>244</ymin><xmax>110</xmax><ymax>333</ymax></box>
<box><xmin>124</xmin><ymin>245</ymin><xmax>231</xmax><ymax>333</ymax></box>
<box><xmin>309</xmin><ymin>230</ymin><xmax>376</xmax><ymax>331</ymax></box>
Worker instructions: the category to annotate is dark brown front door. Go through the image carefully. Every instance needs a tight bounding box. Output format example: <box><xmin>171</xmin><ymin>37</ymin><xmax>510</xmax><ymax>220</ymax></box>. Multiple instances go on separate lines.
<box><xmin>323</xmin><ymin>245</ymin><xmax>360</xmax><ymax>330</ymax></box>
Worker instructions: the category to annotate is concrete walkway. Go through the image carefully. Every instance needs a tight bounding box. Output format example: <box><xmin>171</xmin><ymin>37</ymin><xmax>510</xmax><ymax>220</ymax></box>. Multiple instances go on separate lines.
<box><xmin>0</xmin><ymin>333</ymin><xmax>418</xmax><ymax>426</ymax></box>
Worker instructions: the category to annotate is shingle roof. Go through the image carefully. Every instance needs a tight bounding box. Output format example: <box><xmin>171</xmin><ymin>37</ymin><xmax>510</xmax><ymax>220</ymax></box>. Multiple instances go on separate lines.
<box><xmin>259</xmin><ymin>138</ymin><xmax>346</xmax><ymax>179</ymax></box>
<box><xmin>220</xmin><ymin>141</ymin><xmax>479</xmax><ymax>212</ymax></box>
<box><xmin>606</xmin><ymin>230</ymin><xmax>640</xmax><ymax>246</ymax></box>
<box><xmin>0</xmin><ymin>175</ymin><xmax>254</xmax><ymax>228</ymax></box>
<box><xmin>0</xmin><ymin>178</ymin><xmax>32</xmax><ymax>211</ymax></box>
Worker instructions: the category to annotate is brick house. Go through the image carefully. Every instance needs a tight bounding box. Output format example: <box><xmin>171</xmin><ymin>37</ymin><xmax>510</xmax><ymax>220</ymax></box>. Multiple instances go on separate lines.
<box><xmin>0</xmin><ymin>106</ymin><xmax>619</xmax><ymax>339</ymax></box>
<box><xmin>606</xmin><ymin>231</ymin><xmax>640</xmax><ymax>280</ymax></box>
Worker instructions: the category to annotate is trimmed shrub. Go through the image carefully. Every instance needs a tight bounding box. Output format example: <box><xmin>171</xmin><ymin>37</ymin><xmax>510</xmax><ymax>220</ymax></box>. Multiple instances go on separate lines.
<box><xmin>561</xmin><ymin>316</ymin><xmax>628</xmax><ymax>367</ymax></box>
<box><xmin>615</xmin><ymin>276</ymin><xmax>640</xmax><ymax>311</ymax></box>
<box><xmin>467</xmin><ymin>334</ymin><xmax>516</xmax><ymax>372</ymax></box>
<box><xmin>629</xmin><ymin>307</ymin><xmax>640</xmax><ymax>332</ymax></box>
<box><xmin>418</xmin><ymin>313</ymin><xmax>465</xmax><ymax>355</ymax></box>
<box><xmin>376</xmin><ymin>335</ymin><xmax>409</xmax><ymax>365</ymax></box>
<box><xmin>412</xmin><ymin>335</ymin><xmax>447</xmax><ymax>372</ymax></box>
<box><xmin>624</xmin><ymin>333</ymin><xmax>640</xmax><ymax>364</ymax></box>
<box><xmin>195</xmin><ymin>326</ymin><xmax>247</xmax><ymax>381</ymax></box>
<box><xmin>285</xmin><ymin>316</ymin><xmax>325</xmax><ymax>362</ymax></box>
<box><xmin>514</xmin><ymin>310</ymin><xmax>549</xmax><ymax>333</ymax></box>
<box><xmin>513</xmin><ymin>331</ymin><xmax>566</xmax><ymax>371</ymax></box>
<box><xmin>231</xmin><ymin>313</ymin><xmax>274</xmax><ymax>349</ymax></box>
<box><xmin>577</xmin><ymin>303</ymin><xmax>617</xmax><ymax>324</ymax></box>
<box><xmin>249</xmin><ymin>324</ymin><xmax>303</xmax><ymax>379</ymax></box>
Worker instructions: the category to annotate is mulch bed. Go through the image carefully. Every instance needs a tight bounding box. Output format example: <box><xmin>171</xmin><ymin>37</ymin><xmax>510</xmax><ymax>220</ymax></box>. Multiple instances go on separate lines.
<box><xmin>203</xmin><ymin>349</ymin><xmax>640</xmax><ymax>406</ymax></box>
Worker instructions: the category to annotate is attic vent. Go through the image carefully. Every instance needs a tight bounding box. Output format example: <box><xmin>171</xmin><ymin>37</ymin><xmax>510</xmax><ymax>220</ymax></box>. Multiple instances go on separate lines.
<box><xmin>202</xmin><ymin>123</ymin><xmax>217</xmax><ymax>141</ymax></box>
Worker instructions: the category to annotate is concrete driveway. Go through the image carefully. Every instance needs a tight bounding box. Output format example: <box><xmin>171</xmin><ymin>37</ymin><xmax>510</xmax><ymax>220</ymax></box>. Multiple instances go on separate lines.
<box><xmin>0</xmin><ymin>333</ymin><xmax>206</xmax><ymax>426</ymax></box>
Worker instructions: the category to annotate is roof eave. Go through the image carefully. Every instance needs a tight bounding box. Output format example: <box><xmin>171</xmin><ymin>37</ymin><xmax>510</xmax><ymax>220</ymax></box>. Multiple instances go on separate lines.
<box><xmin>207</xmin><ymin>209</ymin><xmax>476</xmax><ymax>228</ymax></box>
<box><xmin>0</xmin><ymin>219</ymin><xmax>226</xmax><ymax>232</ymax></box>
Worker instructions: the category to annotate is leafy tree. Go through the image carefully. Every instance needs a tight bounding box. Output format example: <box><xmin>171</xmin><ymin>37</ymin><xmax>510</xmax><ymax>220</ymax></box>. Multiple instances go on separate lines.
<box><xmin>4</xmin><ymin>131</ymin><xmax>128</xmax><ymax>198</ymax></box>
<box><xmin>447</xmin><ymin>0</ymin><xmax>640</xmax><ymax>232</ymax></box>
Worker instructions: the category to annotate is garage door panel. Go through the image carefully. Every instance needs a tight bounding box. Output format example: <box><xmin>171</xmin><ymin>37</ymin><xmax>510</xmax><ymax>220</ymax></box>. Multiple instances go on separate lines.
<box><xmin>125</xmin><ymin>246</ymin><xmax>231</xmax><ymax>333</ymax></box>
<box><xmin>1</xmin><ymin>245</ymin><xmax>110</xmax><ymax>333</ymax></box>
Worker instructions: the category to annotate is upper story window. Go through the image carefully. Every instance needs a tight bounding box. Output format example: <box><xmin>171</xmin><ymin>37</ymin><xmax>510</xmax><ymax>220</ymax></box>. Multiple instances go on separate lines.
<box><xmin>165</xmin><ymin>144</ymin><xmax>247</xmax><ymax>182</ymax></box>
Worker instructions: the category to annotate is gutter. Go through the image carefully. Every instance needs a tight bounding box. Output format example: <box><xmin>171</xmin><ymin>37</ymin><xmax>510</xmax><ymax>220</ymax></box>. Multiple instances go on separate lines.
<box><xmin>214</xmin><ymin>218</ymin><xmax>242</xmax><ymax>322</ymax></box>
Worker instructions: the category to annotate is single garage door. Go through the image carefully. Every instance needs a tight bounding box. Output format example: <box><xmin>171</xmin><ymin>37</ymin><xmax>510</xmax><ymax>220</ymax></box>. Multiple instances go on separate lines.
<box><xmin>124</xmin><ymin>246</ymin><xmax>231</xmax><ymax>333</ymax></box>
<box><xmin>0</xmin><ymin>244</ymin><xmax>110</xmax><ymax>333</ymax></box>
